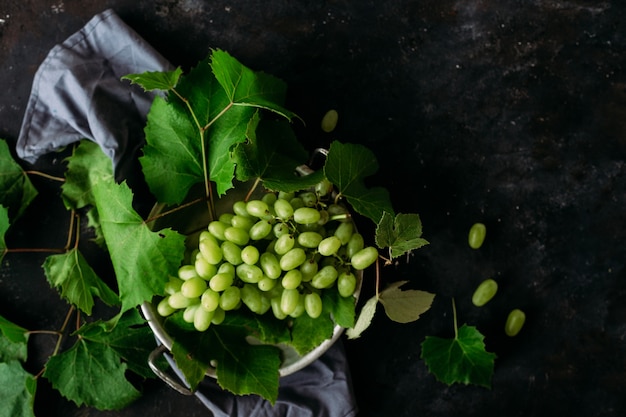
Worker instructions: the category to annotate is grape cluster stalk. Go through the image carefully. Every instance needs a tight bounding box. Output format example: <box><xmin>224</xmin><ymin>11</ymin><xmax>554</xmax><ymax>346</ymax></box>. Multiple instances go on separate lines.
<box><xmin>156</xmin><ymin>180</ymin><xmax>379</xmax><ymax>332</ymax></box>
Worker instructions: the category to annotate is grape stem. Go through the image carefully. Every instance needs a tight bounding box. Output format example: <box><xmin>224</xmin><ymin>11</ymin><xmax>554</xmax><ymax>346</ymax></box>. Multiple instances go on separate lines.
<box><xmin>452</xmin><ymin>297</ymin><xmax>459</xmax><ymax>339</ymax></box>
<box><xmin>25</xmin><ymin>170</ymin><xmax>65</xmax><ymax>182</ymax></box>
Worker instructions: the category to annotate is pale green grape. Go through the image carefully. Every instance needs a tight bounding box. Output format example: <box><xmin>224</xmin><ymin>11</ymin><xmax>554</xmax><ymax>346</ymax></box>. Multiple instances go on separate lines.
<box><xmin>232</xmin><ymin>201</ymin><xmax>252</xmax><ymax>217</ymax></box>
<box><xmin>178</xmin><ymin>265</ymin><xmax>199</xmax><ymax>280</ymax></box>
<box><xmin>280</xmin><ymin>248</ymin><xmax>307</xmax><ymax>271</ymax></box>
<box><xmin>304</xmin><ymin>292</ymin><xmax>323</xmax><ymax>319</ymax></box>
<box><xmin>297</xmin><ymin>231</ymin><xmax>323</xmax><ymax>249</ymax></box>
<box><xmin>274</xmin><ymin>233</ymin><xmax>295</xmax><ymax>255</ymax></box>
<box><xmin>181</xmin><ymin>276</ymin><xmax>208</xmax><ymax>298</ymax></box>
<box><xmin>334</xmin><ymin>221</ymin><xmax>354</xmax><ymax>245</ymax></box>
<box><xmin>300</xmin><ymin>258</ymin><xmax>319</xmax><ymax>282</ymax></box>
<box><xmin>280</xmin><ymin>288</ymin><xmax>300</xmax><ymax>316</ymax></box>
<box><xmin>337</xmin><ymin>271</ymin><xmax>357</xmax><ymax>297</ymax></box>
<box><xmin>271</xmin><ymin>295</ymin><xmax>287</xmax><ymax>320</ymax></box>
<box><xmin>209</xmin><ymin>273</ymin><xmax>234</xmax><ymax>292</ymax></box>
<box><xmin>208</xmin><ymin>221</ymin><xmax>229</xmax><ymax>241</ymax></box>
<box><xmin>350</xmin><ymin>246</ymin><xmax>378</xmax><ymax>270</ymax></box>
<box><xmin>199</xmin><ymin>238</ymin><xmax>223</xmax><ymax>265</ymax></box>
<box><xmin>164</xmin><ymin>276</ymin><xmax>184</xmax><ymax>295</ymax></box>
<box><xmin>278</xmin><ymin>190</ymin><xmax>295</xmax><ymax>201</ymax></box>
<box><xmin>201</xmin><ymin>288</ymin><xmax>220</xmax><ymax>311</ymax></box>
<box><xmin>241</xmin><ymin>245</ymin><xmax>260</xmax><ymax>265</ymax></box>
<box><xmin>230</xmin><ymin>215</ymin><xmax>255</xmax><ymax>231</ymax></box>
<box><xmin>168</xmin><ymin>291</ymin><xmax>194</xmax><ymax>309</ymax></box>
<box><xmin>311</xmin><ymin>265</ymin><xmax>339</xmax><ymax>289</ymax></box>
<box><xmin>505</xmin><ymin>309</ymin><xmax>526</xmax><ymax>336</ymax></box>
<box><xmin>274</xmin><ymin>199</ymin><xmax>294</xmax><ymax>220</ymax></box>
<box><xmin>315</xmin><ymin>178</ymin><xmax>334</xmax><ymax>197</ymax></box>
<box><xmin>219</xmin><ymin>212</ymin><xmax>235</xmax><ymax>225</ymax></box>
<box><xmin>318</xmin><ymin>236</ymin><xmax>342</xmax><ymax>256</ymax></box>
<box><xmin>236</xmin><ymin>263</ymin><xmax>264</xmax><ymax>284</ymax></box>
<box><xmin>282</xmin><ymin>269</ymin><xmax>302</xmax><ymax>290</ymax></box>
<box><xmin>262</xmin><ymin>192</ymin><xmax>277</xmax><ymax>206</ymax></box>
<box><xmin>317</xmin><ymin>209</ymin><xmax>329</xmax><ymax>226</ymax></box>
<box><xmin>273</xmin><ymin>222</ymin><xmax>291</xmax><ymax>238</ymax></box>
<box><xmin>289</xmin><ymin>296</ymin><xmax>305</xmax><ymax>318</ymax></box>
<box><xmin>294</xmin><ymin>207</ymin><xmax>321</xmax><ymax>224</ymax></box>
<box><xmin>246</xmin><ymin>200</ymin><xmax>270</xmax><ymax>218</ymax></box>
<box><xmin>195</xmin><ymin>256</ymin><xmax>217</xmax><ymax>279</ymax></box>
<box><xmin>346</xmin><ymin>232</ymin><xmax>365</xmax><ymax>258</ymax></box>
<box><xmin>221</xmin><ymin>240</ymin><xmax>243</xmax><ymax>265</ymax></box>
<box><xmin>299</xmin><ymin>191</ymin><xmax>317</xmax><ymax>207</ymax></box>
<box><xmin>249</xmin><ymin>220</ymin><xmax>273</xmax><ymax>240</ymax></box>
<box><xmin>183</xmin><ymin>304</ymin><xmax>200</xmax><ymax>323</ymax></box>
<box><xmin>289</xmin><ymin>197</ymin><xmax>305</xmax><ymax>210</ymax></box>
<box><xmin>224</xmin><ymin>226</ymin><xmax>250</xmax><ymax>246</ymax></box>
<box><xmin>468</xmin><ymin>222</ymin><xmax>487</xmax><ymax>249</ymax></box>
<box><xmin>471</xmin><ymin>278</ymin><xmax>498</xmax><ymax>307</ymax></box>
<box><xmin>219</xmin><ymin>286</ymin><xmax>241</xmax><ymax>311</ymax></box>
<box><xmin>259</xmin><ymin>294</ymin><xmax>271</xmax><ymax>315</ymax></box>
<box><xmin>260</xmin><ymin>252</ymin><xmax>282</xmax><ymax>279</ymax></box>
<box><xmin>241</xmin><ymin>283</ymin><xmax>264</xmax><ymax>314</ymax></box>
<box><xmin>211</xmin><ymin>307</ymin><xmax>225</xmax><ymax>325</ymax></box>
<box><xmin>199</xmin><ymin>230</ymin><xmax>217</xmax><ymax>244</ymax></box>
<box><xmin>258</xmin><ymin>276</ymin><xmax>277</xmax><ymax>292</ymax></box>
<box><xmin>217</xmin><ymin>262</ymin><xmax>235</xmax><ymax>277</ymax></box>
<box><xmin>320</xmin><ymin>109</ymin><xmax>338</xmax><ymax>133</ymax></box>
<box><xmin>193</xmin><ymin>306</ymin><xmax>214</xmax><ymax>332</ymax></box>
<box><xmin>157</xmin><ymin>297</ymin><xmax>177</xmax><ymax>316</ymax></box>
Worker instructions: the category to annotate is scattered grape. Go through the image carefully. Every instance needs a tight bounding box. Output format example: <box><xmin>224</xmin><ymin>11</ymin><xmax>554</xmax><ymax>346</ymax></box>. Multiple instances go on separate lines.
<box><xmin>471</xmin><ymin>278</ymin><xmax>498</xmax><ymax>307</ymax></box>
<box><xmin>505</xmin><ymin>309</ymin><xmax>526</xmax><ymax>336</ymax></box>
<box><xmin>468</xmin><ymin>222</ymin><xmax>487</xmax><ymax>249</ymax></box>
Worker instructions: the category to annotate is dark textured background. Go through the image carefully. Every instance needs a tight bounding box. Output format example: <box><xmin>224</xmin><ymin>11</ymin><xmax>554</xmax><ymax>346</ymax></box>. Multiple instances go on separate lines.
<box><xmin>1</xmin><ymin>1</ymin><xmax>625</xmax><ymax>416</ymax></box>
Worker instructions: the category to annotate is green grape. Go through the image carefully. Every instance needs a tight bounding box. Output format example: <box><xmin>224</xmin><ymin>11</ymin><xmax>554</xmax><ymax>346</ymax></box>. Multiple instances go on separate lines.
<box><xmin>259</xmin><ymin>294</ymin><xmax>271</xmax><ymax>315</ymax></box>
<box><xmin>241</xmin><ymin>245</ymin><xmax>260</xmax><ymax>265</ymax></box>
<box><xmin>289</xmin><ymin>296</ymin><xmax>305</xmax><ymax>318</ymax></box>
<box><xmin>337</xmin><ymin>271</ymin><xmax>357</xmax><ymax>297</ymax></box>
<box><xmin>164</xmin><ymin>276</ymin><xmax>184</xmax><ymax>295</ymax></box>
<box><xmin>209</xmin><ymin>273</ymin><xmax>234</xmax><ymax>292</ymax></box>
<box><xmin>217</xmin><ymin>262</ymin><xmax>235</xmax><ymax>277</ymax></box>
<box><xmin>505</xmin><ymin>309</ymin><xmax>526</xmax><ymax>336</ymax></box>
<box><xmin>271</xmin><ymin>295</ymin><xmax>287</xmax><ymax>320</ymax></box>
<box><xmin>201</xmin><ymin>288</ymin><xmax>220</xmax><ymax>311</ymax></box>
<box><xmin>195</xmin><ymin>256</ymin><xmax>217</xmax><ymax>279</ymax></box>
<box><xmin>297</xmin><ymin>231</ymin><xmax>323</xmax><ymax>249</ymax></box>
<box><xmin>236</xmin><ymin>263</ymin><xmax>264</xmax><ymax>284</ymax></box>
<box><xmin>304</xmin><ymin>292</ymin><xmax>323</xmax><ymax>319</ymax></box>
<box><xmin>468</xmin><ymin>222</ymin><xmax>487</xmax><ymax>249</ymax></box>
<box><xmin>168</xmin><ymin>291</ymin><xmax>194</xmax><ymax>309</ymax></box>
<box><xmin>198</xmin><ymin>230</ymin><xmax>217</xmax><ymax>244</ymax></box>
<box><xmin>219</xmin><ymin>212</ymin><xmax>235</xmax><ymax>225</ymax></box>
<box><xmin>315</xmin><ymin>178</ymin><xmax>334</xmax><ymax>197</ymax></box>
<box><xmin>221</xmin><ymin>240</ymin><xmax>243</xmax><ymax>265</ymax></box>
<box><xmin>280</xmin><ymin>248</ymin><xmax>307</xmax><ymax>271</ymax></box>
<box><xmin>327</xmin><ymin>203</ymin><xmax>349</xmax><ymax>218</ymax></box>
<box><xmin>294</xmin><ymin>207</ymin><xmax>321</xmax><ymax>224</ymax></box>
<box><xmin>274</xmin><ymin>198</ymin><xmax>294</xmax><ymax>220</ymax></box>
<box><xmin>346</xmin><ymin>232</ymin><xmax>365</xmax><ymax>258</ymax></box>
<box><xmin>317</xmin><ymin>209</ymin><xmax>329</xmax><ymax>226</ymax></box>
<box><xmin>211</xmin><ymin>307</ymin><xmax>225</xmax><ymax>325</ymax></box>
<box><xmin>231</xmin><ymin>215</ymin><xmax>255</xmax><ymax>231</ymax></box>
<box><xmin>318</xmin><ymin>236</ymin><xmax>342</xmax><ymax>256</ymax></box>
<box><xmin>199</xmin><ymin>238</ymin><xmax>223</xmax><ymax>265</ymax></box>
<box><xmin>311</xmin><ymin>265</ymin><xmax>339</xmax><ymax>289</ymax></box>
<box><xmin>183</xmin><ymin>304</ymin><xmax>200</xmax><ymax>323</ymax></box>
<box><xmin>471</xmin><ymin>278</ymin><xmax>498</xmax><ymax>307</ymax></box>
<box><xmin>289</xmin><ymin>197</ymin><xmax>305</xmax><ymax>210</ymax></box>
<box><xmin>193</xmin><ymin>306</ymin><xmax>214</xmax><ymax>332</ymax></box>
<box><xmin>224</xmin><ymin>226</ymin><xmax>250</xmax><ymax>246</ymax></box>
<box><xmin>262</xmin><ymin>192</ymin><xmax>277</xmax><ymax>206</ymax></box>
<box><xmin>208</xmin><ymin>221</ymin><xmax>229</xmax><ymax>241</ymax></box>
<box><xmin>241</xmin><ymin>283</ymin><xmax>263</xmax><ymax>314</ymax></box>
<box><xmin>300</xmin><ymin>258</ymin><xmax>319</xmax><ymax>282</ymax></box>
<box><xmin>219</xmin><ymin>286</ymin><xmax>241</xmax><ymax>311</ymax></box>
<box><xmin>260</xmin><ymin>252</ymin><xmax>282</xmax><ymax>279</ymax></box>
<box><xmin>249</xmin><ymin>220</ymin><xmax>273</xmax><ymax>240</ymax></box>
<box><xmin>157</xmin><ymin>297</ymin><xmax>176</xmax><ymax>316</ymax></box>
<box><xmin>181</xmin><ymin>276</ymin><xmax>208</xmax><ymax>299</ymax></box>
<box><xmin>274</xmin><ymin>233</ymin><xmax>295</xmax><ymax>255</ymax></box>
<box><xmin>278</xmin><ymin>190</ymin><xmax>295</xmax><ymax>201</ymax></box>
<box><xmin>258</xmin><ymin>276</ymin><xmax>278</xmax><ymax>292</ymax></box>
<box><xmin>350</xmin><ymin>246</ymin><xmax>379</xmax><ymax>270</ymax></box>
<box><xmin>280</xmin><ymin>288</ymin><xmax>301</xmax><ymax>315</ymax></box>
<box><xmin>178</xmin><ymin>265</ymin><xmax>199</xmax><ymax>280</ymax></box>
<box><xmin>232</xmin><ymin>201</ymin><xmax>252</xmax><ymax>218</ymax></box>
<box><xmin>282</xmin><ymin>269</ymin><xmax>302</xmax><ymax>290</ymax></box>
<box><xmin>321</xmin><ymin>109</ymin><xmax>339</xmax><ymax>133</ymax></box>
<box><xmin>246</xmin><ymin>199</ymin><xmax>270</xmax><ymax>218</ymax></box>
<box><xmin>299</xmin><ymin>191</ymin><xmax>317</xmax><ymax>207</ymax></box>
<box><xmin>334</xmin><ymin>221</ymin><xmax>354</xmax><ymax>245</ymax></box>
<box><xmin>273</xmin><ymin>222</ymin><xmax>291</xmax><ymax>238</ymax></box>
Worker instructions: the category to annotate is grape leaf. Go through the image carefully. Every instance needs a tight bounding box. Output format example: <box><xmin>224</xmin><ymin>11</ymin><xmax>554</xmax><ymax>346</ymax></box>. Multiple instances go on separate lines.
<box><xmin>345</xmin><ymin>295</ymin><xmax>378</xmax><ymax>340</ymax></box>
<box><xmin>210</xmin><ymin>49</ymin><xmax>296</xmax><ymax>121</ymax></box>
<box><xmin>0</xmin><ymin>360</ymin><xmax>37</xmax><ymax>417</ymax></box>
<box><xmin>421</xmin><ymin>324</ymin><xmax>496</xmax><ymax>388</ymax></box>
<box><xmin>42</xmin><ymin>249</ymin><xmax>119</xmax><ymax>315</ymax></box>
<box><xmin>92</xmin><ymin>179</ymin><xmax>186</xmax><ymax>313</ymax></box>
<box><xmin>0</xmin><ymin>138</ymin><xmax>38</xmax><ymax>220</ymax></box>
<box><xmin>121</xmin><ymin>67</ymin><xmax>183</xmax><ymax>92</ymax></box>
<box><xmin>324</xmin><ymin>141</ymin><xmax>394</xmax><ymax>223</ymax></box>
<box><xmin>43</xmin><ymin>338</ymin><xmax>141</xmax><ymax>410</ymax></box>
<box><xmin>75</xmin><ymin>310</ymin><xmax>156</xmax><ymax>379</ymax></box>
<box><xmin>290</xmin><ymin>312</ymin><xmax>335</xmax><ymax>355</ymax></box>
<box><xmin>0</xmin><ymin>314</ymin><xmax>29</xmax><ymax>362</ymax></box>
<box><xmin>322</xmin><ymin>288</ymin><xmax>356</xmax><ymax>329</ymax></box>
<box><xmin>0</xmin><ymin>205</ymin><xmax>9</xmax><ymax>264</ymax></box>
<box><xmin>378</xmin><ymin>280</ymin><xmax>435</xmax><ymax>323</ymax></box>
<box><xmin>233</xmin><ymin>118</ymin><xmax>324</xmax><ymax>192</ymax></box>
<box><xmin>376</xmin><ymin>212</ymin><xmax>429</xmax><ymax>258</ymax></box>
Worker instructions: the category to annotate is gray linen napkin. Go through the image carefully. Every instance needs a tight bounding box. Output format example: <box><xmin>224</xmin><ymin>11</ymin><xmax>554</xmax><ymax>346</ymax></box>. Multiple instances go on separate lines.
<box><xmin>15</xmin><ymin>8</ymin><xmax>358</xmax><ymax>417</ymax></box>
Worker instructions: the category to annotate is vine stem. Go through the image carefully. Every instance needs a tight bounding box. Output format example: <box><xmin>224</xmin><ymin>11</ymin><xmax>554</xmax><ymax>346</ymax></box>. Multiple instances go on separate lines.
<box><xmin>244</xmin><ymin>177</ymin><xmax>262</xmax><ymax>202</ymax></box>
<box><xmin>143</xmin><ymin>196</ymin><xmax>206</xmax><ymax>224</ymax></box>
<box><xmin>452</xmin><ymin>297</ymin><xmax>458</xmax><ymax>339</ymax></box>
<box><xmin>374</xmin><ymin>256</ymin><xmax>381</xmax><ymax>300</ymax></box>
<box><xmin>24</xmin><ymin>170</ymin><xmax>65</xmax><ymax>182</ymax></box>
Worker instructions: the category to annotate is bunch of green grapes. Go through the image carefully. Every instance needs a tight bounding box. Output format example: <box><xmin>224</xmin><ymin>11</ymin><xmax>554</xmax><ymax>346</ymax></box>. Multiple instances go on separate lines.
<box><xmin>156</xmin><ymin>180</ymin><xmax>379</xmax><ymax>332</ymax></box>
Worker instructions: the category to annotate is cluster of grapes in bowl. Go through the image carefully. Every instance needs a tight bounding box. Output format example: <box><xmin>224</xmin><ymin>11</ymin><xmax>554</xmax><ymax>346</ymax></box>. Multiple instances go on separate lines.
<box><xmin>155</xmin><ymin>180</ymin><xmax>378</xmax><ymax>332</ymax></box>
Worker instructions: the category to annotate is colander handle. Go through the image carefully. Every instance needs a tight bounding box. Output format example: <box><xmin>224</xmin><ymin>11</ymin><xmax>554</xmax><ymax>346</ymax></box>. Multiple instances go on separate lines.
<box><xmin>148</xmin><ymin>344</ymin><xmax>194</xmax><ymax>396</ymax></box>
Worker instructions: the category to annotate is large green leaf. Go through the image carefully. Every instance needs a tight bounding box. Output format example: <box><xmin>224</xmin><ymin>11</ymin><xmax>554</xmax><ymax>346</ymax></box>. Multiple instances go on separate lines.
<box><xmin>324</xmin><ymin>141</ymin><xmax>394</xmax><ymax>223</ymax></box>
<box><xmin>92</xmin><ymin>179</ymin><xmax>186</xmax><ymax>313</ymax></box>
<box><xmin>42</xmin><ymin>248</ymin><xmax>119</xmax><ymax>315</ymax></box>
<box><xmin>43</xmin><ymin>338</ymin><xmax>141</xmax><ymax>410</ymax></box>
<box><xmin>421</xmin><ymin>324</ymin><xmax>496</xmax><ymax>388</ymax></box>
<box><xmin>290</xmin><ymin>312</ymin><xmax>335</xmax><ymax>356</ymax></box>
<box><xmin>376</xmin><ymin>212</ymin><xmax>429</xmax><ymax>258</ymax></box>
<box><xmin>0</xmin><ymin>361</ymin><xmax>36</xmax><ymax>417</ymax></box>
<box><xmin>0</xmin><ymin>139</ymin><xmax>38</xmax><ymax>220</ymax></box>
